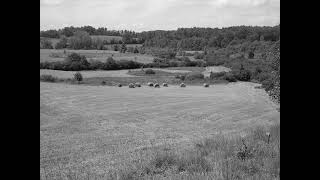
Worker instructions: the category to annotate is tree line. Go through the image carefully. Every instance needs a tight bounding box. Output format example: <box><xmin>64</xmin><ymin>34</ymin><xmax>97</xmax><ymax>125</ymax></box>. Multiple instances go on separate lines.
<box><xmin>138</xmin><ymin>25</ymin><xmax>279</xmax><ymax>50</ymax></box>
<box><xmin>40</xmin><ymin>25</ymin><xmax>279</xmax><ymax>50</ymax></box>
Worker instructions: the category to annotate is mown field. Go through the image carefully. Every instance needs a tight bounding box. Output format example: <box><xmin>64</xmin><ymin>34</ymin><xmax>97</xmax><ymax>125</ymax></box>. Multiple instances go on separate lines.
<box><xmin>40</xmin><ymin>49</ymin><xmax>154</xmax><ymax>63</ymax></box>
<box><xmin>40</xmin><ymin>81</ymin><xmax>279</xmax><ymax>179</ymax></box>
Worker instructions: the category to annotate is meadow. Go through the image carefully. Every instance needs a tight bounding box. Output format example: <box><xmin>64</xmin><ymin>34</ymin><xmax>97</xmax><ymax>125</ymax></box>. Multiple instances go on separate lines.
<box><xmin>40</xmin><ymin>81</ymin><xmax>279</xmax><ymax>179</ymax></box>
<box><xmin>40</xmin><ymin>49</ymin><xmax>155</xmax><ymax>63</ymax></box>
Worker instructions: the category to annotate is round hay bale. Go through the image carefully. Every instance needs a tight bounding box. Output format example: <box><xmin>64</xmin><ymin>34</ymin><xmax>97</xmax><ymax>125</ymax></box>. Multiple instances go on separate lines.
<box><xmin>128</xmin><ymin>83</ymin><xmax>135</xmax><ymax>88</ymax></box>
<box><xmin>180</xmin><ymin>83</ymin><xmax>186</xmax><ymax>87</ymax></box>
<box><xmin>135</xmin><ymin>82</ymin><xmax>141</xmax><ymax>87</ymax></box>
<box><xmin>203</xmin><ymin>83</ymin><xmax>209</xmax><ymax>87</ymax></box>
<box><xmin>154</xmin><ymin>83</ymin><xmax>160</xmax><ymax>88</ymax></box>
<box><xmin>117</xmin><ymin>83</ymin><xmax>122</xmax><ymax>87</ymax></box>
<box><xmin>148</xmin><ymin>82</ymin><xmax>154</xmax><ymax>87</ymax></box>
<box><xmin>162</xmin><ymin>83</ymin><xmax>168</xmax><ymax>87</ymax></box>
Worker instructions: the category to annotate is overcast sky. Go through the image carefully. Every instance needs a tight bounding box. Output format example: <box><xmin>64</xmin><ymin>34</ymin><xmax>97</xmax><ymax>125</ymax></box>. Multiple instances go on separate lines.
<box><xmin>40</xmin><ymin>0</ymin><xmax>280</xmax><ymax>32</ymax></box>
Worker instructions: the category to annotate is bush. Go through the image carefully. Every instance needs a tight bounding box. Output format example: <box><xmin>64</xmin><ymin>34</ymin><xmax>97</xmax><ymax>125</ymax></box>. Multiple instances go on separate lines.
<box><xmin>175</xmin><ymin>75</ymin><xmax>185</xmax><ymax>81</ymax></box>
<box><xmin>40</xmin><ymin>74</ymin><xmax>57</xmax><ymax>82</ymax></box>
<box><xmin>40</xmin><ymin>38</ymin><xmax>53</xmax><ymax>49</ymax></box>
<box><xmin>73</xmin><ymin>72</ymin><xmax>83</xmax><ymax>83</ymax></box>
<box><xmin>209</xmin><ymin>71</ymin><xmax>227</xmax><ymax>79</ymax></box>
<box><xmin>145</xmin><ymin>69</ymin><xmax>155</xmax><ymax>74</ymax></box>
<box><xmin>194</xmin><ymin>52</ymin><xmax>205</xmax><ymax>59</ymax></box>
<box><xmin>186</xmin><ymin>72</ymin><xmax>204</xmax><ymax>80</ymax></box>
<box><xmin>248</xmin><ymin>51</ymin><xmax>255</xmax><ymax>59</ymax></box>
<box><xmin>224</xmin><ymin>72</ymin><xmax>237</xmax><ymax>82</ymax></box>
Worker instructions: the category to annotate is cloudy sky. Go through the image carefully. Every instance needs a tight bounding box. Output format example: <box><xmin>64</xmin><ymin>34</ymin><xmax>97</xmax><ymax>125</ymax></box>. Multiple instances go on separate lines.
<box><xmin>40</xmin><ymin>0</ymin><xmax>280</xmax><ymax>32</ymax></box>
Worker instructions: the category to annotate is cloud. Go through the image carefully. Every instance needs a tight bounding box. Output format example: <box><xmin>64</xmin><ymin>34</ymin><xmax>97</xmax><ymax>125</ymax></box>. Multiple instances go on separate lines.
<box><xmin>41</xmin><ymin>0</ymin><xmax>65</xmax><ymax>6</ymax></box>
<box><xmin>40</xmin><ymin>0</ymin><xmax>280</xmax><ymax>31</ymax></box>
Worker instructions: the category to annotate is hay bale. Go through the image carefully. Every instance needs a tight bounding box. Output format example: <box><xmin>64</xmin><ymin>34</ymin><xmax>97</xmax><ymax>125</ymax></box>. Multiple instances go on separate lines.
<box><xmin>203</xmin><ymin>83</ymin><xmax>209</xmax><ymax>87</ymax></box>
<box><xmin>135</xmin><ymin>82</ymin><xmax>141</xmax><ymax>87</ymax></box>
<box><xmin>128</xmin><ymin>83</ymin><xmax>135</xmax><ymax>88</ymax></box>
<box><xmin>117</xmin><ymin>83</ymin><xmax>122</xmax><ymax>87</ymax></box>
<box><xmin>180</xmin><ymin>83</ymin><xmax>186</xmax><ymax>87</ymax></box>
<box><xmin>162</xmin><ymin>83</ymin><xmax>168</xmax><ymax>87</ymax></box>
<box><xmin>148</xmin><ymin>82</ymin><xmax>154</xmax><ymax>87</ymax></box>
<box><xmin>154</xmin><ymin>83</ymin><xmax>160</xmax><ymax>88</ymax></box>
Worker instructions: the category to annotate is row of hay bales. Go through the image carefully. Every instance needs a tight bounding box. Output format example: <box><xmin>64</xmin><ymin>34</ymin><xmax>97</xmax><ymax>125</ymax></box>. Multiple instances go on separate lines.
<box><xmin>120</xmin><ymin>82</ymin><xmax>210</xmax><ymax>88</ymax></box>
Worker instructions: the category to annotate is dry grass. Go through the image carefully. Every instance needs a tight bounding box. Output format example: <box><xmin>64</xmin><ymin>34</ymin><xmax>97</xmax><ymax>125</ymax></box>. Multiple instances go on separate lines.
<box><xmin>40</xmin><ymin>68</ymin><xmax>192</xmax><ymax>79</ymax></box>
<box><xmin>40</xmin><ymin>81</ymin><xmax>279</xmax><ymax>179</ymax></box>
<box><xmin>40</xmin><ymin>49</ymin><xmax>154</xmax><ymax>63</ymax></box>
<box><xmin>40</xmin><ymin>69</ymin><xmax>137</xmax><ymax>79</ymax></box>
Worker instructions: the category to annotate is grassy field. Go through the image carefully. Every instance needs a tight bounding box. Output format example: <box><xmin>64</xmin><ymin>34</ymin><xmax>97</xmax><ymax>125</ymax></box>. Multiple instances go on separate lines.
<box><xmin>40</xmin><ymin>68</ymin><xmax>192</xmax><ymax>79</ymax></box>
<box><xmin>40</xmin><ymin>49</ymin><xmax>154</xmax><ymax>63</ymax></box>
<box><xmin>40</xmin><ymin>66</ymin><xmax>234</xmax><ymax>87</ymax></box>
<box><xmin>40</xmin><ymin>81</ymin><xmax>279</xmax><ymax>179</ymax></box>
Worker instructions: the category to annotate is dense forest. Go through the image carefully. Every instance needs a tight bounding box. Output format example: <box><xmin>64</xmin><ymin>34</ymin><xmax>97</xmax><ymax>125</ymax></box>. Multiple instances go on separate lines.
<box><xmin>40</xmin><ymin>25</ymin><xmax>279</xmax><ymax>50</ymax></box>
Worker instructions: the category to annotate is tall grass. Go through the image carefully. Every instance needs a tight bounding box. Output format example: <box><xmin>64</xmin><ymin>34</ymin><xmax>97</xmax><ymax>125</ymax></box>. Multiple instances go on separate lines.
<box><xmin>117</xmin><ymin>123</ymin><xmax>280</xmax><ymax>180</ymax></box>
<box><xmin>40</xmin><ymin>124</ymin><xmax>279</xmax><ymax>180</ymax></box>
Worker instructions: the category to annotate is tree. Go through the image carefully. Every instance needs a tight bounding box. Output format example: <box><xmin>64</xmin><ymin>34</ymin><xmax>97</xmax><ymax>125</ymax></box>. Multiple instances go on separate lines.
<box><xmin>133</xmin><ymin>46</ymin><xmax>139</xmax><ymax>53</ymax></box>
<box><xmin>40</xmin><ymin>38</ymin><xmax>53</xmax><ymax>49</ymax></box>
<box><xmin>55</xmin><ymin>36</ymin><xmax>68</xmax><ymax>49</ymax></box>
<box><xmin>74</xmin><ymin>72</ymin><xmax>83</xmax><ymax>83</ymax></box>
<box><xmin>69</xmin><ymin>31</ymin><xmax>92</xmax><ymax>49</ymax></box>
<box><xmin>266</xmin><ymin>40</ymin><xmax>280</xmax><ymax>104</ymax></box>
<box><xmin>113</xmin><ymin>44</ymin><xmax>119</xmax><ymax>51</ymax></box>
<box><xmin>120</xmin><ymin>43</ymin><xmax>127</xmax><ymax>53</ymax></box>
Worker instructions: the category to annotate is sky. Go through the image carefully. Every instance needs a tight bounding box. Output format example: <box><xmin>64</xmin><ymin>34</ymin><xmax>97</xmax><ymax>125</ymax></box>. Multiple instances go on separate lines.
<box><xmin>40</xmin><ymin>0</ymin><xmax>280</xmax><ymax>32</ymax></box>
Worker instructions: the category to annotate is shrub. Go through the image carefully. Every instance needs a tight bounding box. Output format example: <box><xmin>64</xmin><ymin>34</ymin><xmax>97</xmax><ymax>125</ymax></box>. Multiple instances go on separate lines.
<box><xmin>175</xmin><ymin>75</ymin><xmax>185</xmax><ymax>81</ymax></box>
<box><xmin>248</xmin><ymin>51</ymin><xmax>255</xmax><ymax>59</ymax></box>
<box><xmin>55</xmin><ymin>36</ymin><xmax>68</xmax><ymax>49</ymax></box>
<box><xmin>117</xmin><ymin>60</ymin><xmax>143</xmax><ymax>69</ymax></box>
<box><xmin>186</xmin><ymin>72</ymin><xmax>204</xmax><ymax>80</ymax></box>
<box><xmin>254</xmin><ymin>72</ymin><xmax>271</xmax><ymax>82</ymax></box>
<box><xmin>224</xmin><ymin>72</ymin><xmax>237</xmax><ymax>82</ymax></box>
<box><xmin>233</xmin><ymin>65</ymin><xmax>252</xmax><ymax>81</ymax></box>
<box><xmin>73</xmin><ymin>72</ymin><xmax>83</xmax><ymax>83</ymax></box>
<box><xmin>40</xmin><ymin>74</ymin><xmax>57</xmax><ymax>82</ymax></box>
<box><xmin>210</xmin><ymin>71</ymin><xmax>227</xmax><ymax>79</ymax></box>
<box><xmin>104</xmin><ymin>57</ymin><xmax>119</xmax><ymax>70</ymax></box>
<box><xmin>40</xmin><ymin>38</ymin><xmax>53</xmax><ymax>49</ymax></box>
<box><xmin>145</xmin><ymin>69</ymin><xmax>155</xmax><ymax>74</ymax></box>
<box><xmin>194</xmin><ymin>52</ymin><xmax>205</xmax><ymax>59</ymax></box>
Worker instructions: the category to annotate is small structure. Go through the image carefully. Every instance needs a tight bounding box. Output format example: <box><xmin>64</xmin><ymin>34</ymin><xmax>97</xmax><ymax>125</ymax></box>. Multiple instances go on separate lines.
<box><xmin>154</xmin><ymin>83</ymin><xmax>160</xmax><ymax>88</ymax></box>
<box><xmin>162</xmin><ymin>83</ymin><xmax>168</xmax><ymax>87</ymax></box>
<box><xmin>128</xmin><ymin>83</ymin><xmax>135</xmax><ymax>88</ymax></box>
<box><xmin>180</xmin><ymin>83</ymin><xmax>186</xmax><ymax>87</ymax></box>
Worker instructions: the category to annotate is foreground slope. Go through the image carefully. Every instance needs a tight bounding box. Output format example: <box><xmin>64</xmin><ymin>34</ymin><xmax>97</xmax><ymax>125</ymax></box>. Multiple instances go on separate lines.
<box><xmin>40</xmin><ymin>82</ymin><xmax>279</xmax><ymax>177</ymax></box>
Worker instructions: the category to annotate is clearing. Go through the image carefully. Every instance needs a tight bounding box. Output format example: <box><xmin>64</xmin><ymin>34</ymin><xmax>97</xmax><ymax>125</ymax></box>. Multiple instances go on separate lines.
<box><xmin>40</xmin><ymin>49</ymin><xmax>154</xmax><ymax>64</ymax></box>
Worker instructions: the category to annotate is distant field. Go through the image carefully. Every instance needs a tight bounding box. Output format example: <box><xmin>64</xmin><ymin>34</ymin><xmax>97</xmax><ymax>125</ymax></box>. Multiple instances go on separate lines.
<box><xmin>40</xmin><ymin>81</ymin><xmax>279</xmax><ymax>178</ymax></box>
<box><xmin>40</xmin><ymin>69</ymin><xmax>137</xmax><ymax>78</ymax></box>
<box><xmin>40</xmin><ymin>49</ymin><xmax>154</xmax><ymax>63</ymax></box>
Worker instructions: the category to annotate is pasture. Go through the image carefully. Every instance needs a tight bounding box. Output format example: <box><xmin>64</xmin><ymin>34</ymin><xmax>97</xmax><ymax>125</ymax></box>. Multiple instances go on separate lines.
<box><xmin>40</xmin><ymin>49</ymin><xmax>155</xmax><ymax>63</ymax></box>
<box><xmin>40</xmin><ymin>81</ymin><xmax>279</xmax><ymax>179</ymax></box>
